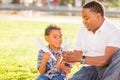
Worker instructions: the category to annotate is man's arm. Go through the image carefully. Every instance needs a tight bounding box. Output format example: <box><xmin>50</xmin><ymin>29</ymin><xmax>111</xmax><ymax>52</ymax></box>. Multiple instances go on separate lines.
<box><xmin>63</xmin><ymin>46</ymin><xmax>119</xmax><ymax>67</ymax></box>
<box><xmin>85</xmin><ymin>46</ymin><xmax>119</xmax><ymax>66</ymax></box>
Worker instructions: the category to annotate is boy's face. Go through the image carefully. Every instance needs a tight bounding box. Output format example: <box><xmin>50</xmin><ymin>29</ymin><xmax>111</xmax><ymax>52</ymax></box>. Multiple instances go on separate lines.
<box><xmin>45</xmin><ymin>30</ymin><xmax>62</xmax><ymax>50</ymax></box>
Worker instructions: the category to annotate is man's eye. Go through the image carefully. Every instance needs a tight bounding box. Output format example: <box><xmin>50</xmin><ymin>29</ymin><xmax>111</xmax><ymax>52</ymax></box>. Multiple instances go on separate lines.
<box><xmin>85</xmin><ymin>18</ymin><xmax>88</xmax><ymax>20</ymax></box>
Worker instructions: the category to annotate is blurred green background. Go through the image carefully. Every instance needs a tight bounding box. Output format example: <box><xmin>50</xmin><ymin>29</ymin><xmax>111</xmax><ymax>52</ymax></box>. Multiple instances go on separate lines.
<box><xmin>0</xmin><ymin>20</ymin><xmax>81</xmax><ymax>80</ymax></box>
<box><xmin>0</xmin><ymin>0</ymin><xmax>120</xmax><ymax>79</ymax></box>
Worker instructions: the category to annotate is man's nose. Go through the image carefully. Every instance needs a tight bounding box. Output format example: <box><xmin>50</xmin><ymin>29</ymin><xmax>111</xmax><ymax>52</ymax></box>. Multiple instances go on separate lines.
<box><xmin>83</xmin><ymin>19</ymin><xmax>86</xmax><ymax>24</ymax></box>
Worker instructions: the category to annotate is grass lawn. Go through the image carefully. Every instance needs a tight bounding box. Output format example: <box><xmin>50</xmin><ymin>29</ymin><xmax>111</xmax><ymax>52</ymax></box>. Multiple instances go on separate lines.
<box><xmin>0</xmin><ymin>20</ymin><xmax>81</xmax><ymax>80</ymax></box>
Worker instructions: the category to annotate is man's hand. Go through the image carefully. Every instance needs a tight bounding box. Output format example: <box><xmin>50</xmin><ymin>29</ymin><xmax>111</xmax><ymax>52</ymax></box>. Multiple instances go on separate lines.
<box><xmin>62</xmin><ymin>51</ymin><xmax>82</xmax><ymax>62</ymax></box>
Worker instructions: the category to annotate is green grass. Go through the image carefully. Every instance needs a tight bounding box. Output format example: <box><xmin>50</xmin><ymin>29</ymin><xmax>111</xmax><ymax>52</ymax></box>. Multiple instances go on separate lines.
<box><xmin>0</xmin><ymin>20</ymin><xmax>81</xmax><ymax>80</ymax></box>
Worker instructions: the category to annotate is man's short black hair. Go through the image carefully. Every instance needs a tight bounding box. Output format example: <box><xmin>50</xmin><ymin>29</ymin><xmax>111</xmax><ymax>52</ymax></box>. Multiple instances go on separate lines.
<box><xmin>83</xmin><ymin>1</ymin><xmax>104</xmax><ymax>17</ymax></box>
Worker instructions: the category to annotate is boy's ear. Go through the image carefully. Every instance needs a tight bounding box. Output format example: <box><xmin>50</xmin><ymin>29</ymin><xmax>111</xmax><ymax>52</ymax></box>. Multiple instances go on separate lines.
<box><xmin>45</xmin><ymin>36</ymin><xmax>49</xmax><ymax>42</ymax></box>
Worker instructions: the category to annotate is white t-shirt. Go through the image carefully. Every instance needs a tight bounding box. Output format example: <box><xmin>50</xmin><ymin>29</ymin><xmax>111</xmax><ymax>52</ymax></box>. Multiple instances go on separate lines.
<box><xmin>75</xmin><ymin>18</ymin><xmax>120</xmax><ymax>57</ymax></box>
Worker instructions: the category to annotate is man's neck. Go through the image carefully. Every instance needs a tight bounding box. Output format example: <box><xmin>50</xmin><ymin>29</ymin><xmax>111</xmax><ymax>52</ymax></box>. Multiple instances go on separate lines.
<box><xmin>92</xmin><ymin>17</ymin><xmax>105</xmax><ymax>34</ymax></box>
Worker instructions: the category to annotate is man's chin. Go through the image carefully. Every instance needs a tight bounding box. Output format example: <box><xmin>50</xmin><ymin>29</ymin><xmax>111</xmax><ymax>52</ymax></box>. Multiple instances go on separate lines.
<box><xmin>85</xmin><ymin>27</ymin><xmax>90</xmax><ymax>31</ymax></box>
<box><xmin>87</xmin><ymin>28</ymin><xmax>91</xmax><ymax>31</ymax></box>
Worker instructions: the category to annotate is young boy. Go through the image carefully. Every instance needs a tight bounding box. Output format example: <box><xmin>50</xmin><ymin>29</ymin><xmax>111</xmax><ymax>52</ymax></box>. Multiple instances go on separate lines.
<box><xmin>36</xmin><ymin>24</ymin><xmax>71</xmax><ymax>80</ymax></box>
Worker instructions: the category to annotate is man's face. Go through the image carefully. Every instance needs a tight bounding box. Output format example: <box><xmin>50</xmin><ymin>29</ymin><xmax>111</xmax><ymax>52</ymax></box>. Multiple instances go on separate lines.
<box><xmin>82</xmin><ymin>8</ymin><xmax>99</xmax><ymax>32</ymax></box>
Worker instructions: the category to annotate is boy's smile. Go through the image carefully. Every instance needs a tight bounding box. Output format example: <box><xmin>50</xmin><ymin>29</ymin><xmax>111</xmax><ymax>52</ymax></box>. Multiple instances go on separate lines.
<box><xmin>45</xmin><ymin>30</ymin><xmax>62</xmax><ymax>52</ymax></box>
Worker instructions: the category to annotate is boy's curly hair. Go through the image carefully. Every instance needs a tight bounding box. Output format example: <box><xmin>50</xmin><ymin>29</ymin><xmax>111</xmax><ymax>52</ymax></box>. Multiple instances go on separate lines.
<box><xmin>44</xmin><ymin>24</ymin><xmax>61</xmax><ymax>36</ymax></box>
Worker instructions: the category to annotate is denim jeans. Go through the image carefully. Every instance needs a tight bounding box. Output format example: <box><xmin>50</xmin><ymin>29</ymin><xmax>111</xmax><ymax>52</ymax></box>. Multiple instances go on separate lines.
<box><xmin>36</xmin><ymin>75</ymin><xmax>50</xmax><ymax>80</ymax></box>
<box><xmin>68</xmin><ymin>66</ymin><xmax>98</xmax><ymax>80</ymax></box>
<box><xmin>36</xmin><ymin>74</ymin><xmax>65</xmax><ymax>80</ymax></box>
<box><xmin>69</xmin><ymin>49</ymin><xmax>120</xmax><ymax>80</ymax></box>
<box><xmin>101</xmin><ymin>49</ymin><xmax>120</xmax><ymax>80</ymax></box>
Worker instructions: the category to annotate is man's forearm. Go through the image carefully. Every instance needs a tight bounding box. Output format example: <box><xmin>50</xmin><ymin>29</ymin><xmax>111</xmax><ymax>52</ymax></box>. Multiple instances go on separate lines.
<box><xmin>85</xmin><ymin>56</ymin><xmax>108</xmax><ymax>66</ymax></box>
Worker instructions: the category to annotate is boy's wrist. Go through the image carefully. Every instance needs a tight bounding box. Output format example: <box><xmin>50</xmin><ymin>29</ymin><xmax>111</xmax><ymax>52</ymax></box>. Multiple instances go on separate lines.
<box><xmin>42</xmin><ymin>59</ymin><xmax>48</xmax><ymax>63</ymax></box>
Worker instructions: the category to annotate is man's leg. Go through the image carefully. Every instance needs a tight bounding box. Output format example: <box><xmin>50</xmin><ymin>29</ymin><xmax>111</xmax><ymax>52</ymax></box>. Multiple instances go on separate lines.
<box><xmin>96</xmin><ymin>66</ymin><xmax>107</xmax><ymax>80</ymax></box>
<box><xmin>102</xmin><ymin>49</ymin><xmax>120</xmax><ymax>80</ymax></box>
<box><xmin>68</xmin><ymin>66</ymin><xmax>98</xmax><ymax>80</ymax></box>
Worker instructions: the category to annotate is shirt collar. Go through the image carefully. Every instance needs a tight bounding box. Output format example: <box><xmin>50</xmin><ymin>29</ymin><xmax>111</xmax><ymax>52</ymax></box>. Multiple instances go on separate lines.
<box><xmin>47</xmin><ymin>45</ymin><xmax>62</xmax><ymax>54</ymax></box>
<box><xmin>97</xmin><ymin>18</ymin><xmax>108</xmax><ymax>32</ymax></box>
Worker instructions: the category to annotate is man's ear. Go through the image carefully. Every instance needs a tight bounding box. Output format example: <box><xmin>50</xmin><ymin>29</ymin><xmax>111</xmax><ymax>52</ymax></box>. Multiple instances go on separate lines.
<box><xmin>97</xmin><ymin>13</ymin><xmax>101</xmax><ymax>18</ymax></box>
<box><xmin>45</xmin><ymin>36</ymin><xmax>49</xmax><ymax>42</ymax></box>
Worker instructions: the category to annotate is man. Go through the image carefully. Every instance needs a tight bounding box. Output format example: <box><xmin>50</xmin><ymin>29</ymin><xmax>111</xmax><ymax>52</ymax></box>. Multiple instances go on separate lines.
<box><xmin>62</xmin><ymin>1</ymin><xmax>120</xmax><ymax>80</ymax></box>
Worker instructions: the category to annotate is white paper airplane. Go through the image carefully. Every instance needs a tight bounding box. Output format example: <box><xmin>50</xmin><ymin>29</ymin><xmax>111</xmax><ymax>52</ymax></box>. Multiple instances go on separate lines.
<box><xmin>35</xmin><ymin>38</ymin><xmax>71</xmax><ymax>61</ymax></box>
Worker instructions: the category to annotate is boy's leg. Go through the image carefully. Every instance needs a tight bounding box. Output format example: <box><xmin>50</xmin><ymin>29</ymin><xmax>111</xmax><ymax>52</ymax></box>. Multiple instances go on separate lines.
<box><xmin>36</xmin><ymin>75</ymin><xmax>50</xmax><ymax>80</ymax></box>
<box><xmin>101</xmin><ymin>49</ymin><xmax>120</xmax><ymax>80</ymax></box>
<box><xmin>68</xmin><ymin>66</ymin><xmax>98</xmax><ymax>80</ymax></box>
<box><xmin>52</xmin><ymin>75</ymin><xmax>65</xmax><ymax>80</ymax></box>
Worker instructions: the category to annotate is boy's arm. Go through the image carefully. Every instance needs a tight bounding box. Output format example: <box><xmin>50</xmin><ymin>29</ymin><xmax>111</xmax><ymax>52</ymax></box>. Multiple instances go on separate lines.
<box><xmin>39</xmin><ymin>59</ymin><xmax>47</xmax><ymax>74</ymax></box>
<box><xmin>38</xmin><ymin>52</ymin><xmax>50</xmax><ymax>74</ymax></box>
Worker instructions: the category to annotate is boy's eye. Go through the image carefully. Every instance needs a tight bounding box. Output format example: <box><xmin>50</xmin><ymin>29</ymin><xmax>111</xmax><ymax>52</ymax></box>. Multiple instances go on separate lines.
<box><xmin>53</xmin><ymin>36</ymin><xmax>62</xmax><ymax>39</ymax></box>
<box><xmin>53</xmin><ymin>36</ymin><xmax>57</xmax><ymax>38</ymax></box>
<box><xmin>59</xmin><ymin>36</ymin><xmax>62</xmax><ymax>38</ymax></box>
<box><xmin>86</xmin><ymin>18</ymin><xmax>89</xmax><ymax>20</ymax></box>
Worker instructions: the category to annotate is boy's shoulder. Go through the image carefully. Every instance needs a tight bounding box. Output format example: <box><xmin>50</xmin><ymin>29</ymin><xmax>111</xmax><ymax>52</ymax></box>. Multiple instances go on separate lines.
<box><xmin>39</xmin><ymin>49</ymin><xmax>45</xmax><ymax>54</ymax></box>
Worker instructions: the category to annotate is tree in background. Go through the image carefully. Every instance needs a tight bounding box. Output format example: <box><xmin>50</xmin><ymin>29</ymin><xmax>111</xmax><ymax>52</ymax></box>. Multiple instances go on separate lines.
<box><xmin>108</xmin><ymin>0</ymin><xmax>120</xmax><ymax>8</ymax></box>
<box><xmin>81</xmin><ymin>0</ymin><xmax>86</xmax><ymax>6</ymax></box>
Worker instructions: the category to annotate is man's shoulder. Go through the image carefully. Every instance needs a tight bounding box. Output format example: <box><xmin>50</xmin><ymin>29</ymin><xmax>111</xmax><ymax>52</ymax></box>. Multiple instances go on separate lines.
<box><xmin>104</xmin><ymin>18</ymin><xmax>120</xmax><ymax>32</ymax></box>
<box><xmin>79</xmin><ymin>26</ymin><xmax>86</xmax><ymax>31</ymax></box>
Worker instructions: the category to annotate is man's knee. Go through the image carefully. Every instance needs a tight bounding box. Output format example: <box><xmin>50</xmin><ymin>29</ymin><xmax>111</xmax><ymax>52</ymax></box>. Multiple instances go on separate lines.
<box><xmin>69</xmin><ymin>66</ymin><xmax>98</xmax><ymax>80</ymax></box>
<box><xmin>112</xmin><ymin>49</ymin><xmax>120</xmax><ymax>62</ymax></box>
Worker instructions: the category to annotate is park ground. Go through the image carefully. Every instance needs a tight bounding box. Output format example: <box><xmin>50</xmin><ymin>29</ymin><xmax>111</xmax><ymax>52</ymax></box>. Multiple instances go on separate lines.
<box><xmin>0</xmin><ymin>14</ymin><xmax>120</xmax><ymax>80</ymax></box>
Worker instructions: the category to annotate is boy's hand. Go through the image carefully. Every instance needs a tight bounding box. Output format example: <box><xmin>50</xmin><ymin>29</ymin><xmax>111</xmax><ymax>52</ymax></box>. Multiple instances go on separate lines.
<box><xmin>56</xmin><ymin>60</ymin><xmax>72</xmax><ymax>73</ymax></box>
<box><xmin>42</xmin><ymin>52</ymin><xmax>51</xmax><ymax>62</ymax></box>
<box><xmin>56</xmin><ymin>62</ymin><xmax>63</xmax><ymax>69</ymax></box>
<box><xmin>62</xmin><ymin>65</ymin><xmax>71</xmax><ymax>73</ymax></box>
<box><xmin>56</xmin><ymin>54</ymin><xmax>63</xmax><ymax>63</ymax></box>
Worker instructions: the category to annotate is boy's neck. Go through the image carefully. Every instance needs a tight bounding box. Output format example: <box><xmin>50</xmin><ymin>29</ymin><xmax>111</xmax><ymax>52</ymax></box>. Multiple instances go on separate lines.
<box><xmin>48</xmin><ymin>45</ymin><xmax>59</xmax><ymax>52</ymax></box>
